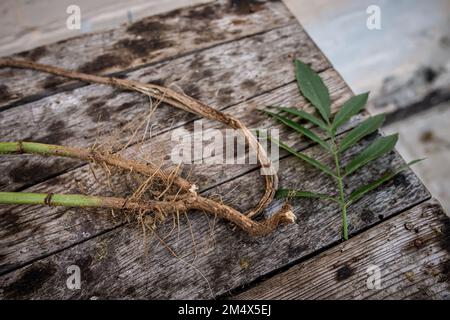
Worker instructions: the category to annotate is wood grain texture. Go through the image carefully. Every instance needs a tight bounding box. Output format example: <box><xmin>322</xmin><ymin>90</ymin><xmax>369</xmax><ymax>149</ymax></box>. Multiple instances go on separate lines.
<box><xmin>0</xmin><ymin>0</ymin><xmax>296</xmax><ymax>109</ymax></box>
<box><xmin>0</xmin><ymin>22</ymin><xmax>330</xmax><ymax>192</ymax></box>
<box><xmin>0</xmin><ymin>131</ymin><xmax>429</xmax><ymax>298</ymax></box>
<box><xmin>0</xmin><ymin>0</ymin><xmax>436</xmax><ymax>300</ymax></box>
<box><xmin>0</xmin><ymin>0</ymin><xmax>212</xmax><ymax>56</ymax></box>
<box><xmin>234</xmin><ymin>199</ymin><xmax>449</xmax><ymax>300</ymax></box>
<box><xmin>0</xmin><ymin>68</ymin><xmax>354</xmax><ymax>274</ymax></box>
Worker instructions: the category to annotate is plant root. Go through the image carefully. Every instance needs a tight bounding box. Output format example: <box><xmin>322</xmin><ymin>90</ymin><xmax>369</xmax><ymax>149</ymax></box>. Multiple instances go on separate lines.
<box><xmin>0</xmin><ymin>190</ymin><xmax>295</xmax><ymax>237</ymax></box>
<box><xmin>0</xmin><ymin>141</ymin><xmax>194</xmax><ymax>193</ymax></box>
<box><xmin>0</xmin><ymin>141</ymin><xmax>295</xmax><ymax>236</ymax></box>
<box><xmin>0</xmin><ymin>58</ymin><xmax>277</xmax><ymax>218</ymax></box>
<box><xmin>0</xmin><ymin>56</ymin><xmax>299</xmax><ymax>236</ymax></box>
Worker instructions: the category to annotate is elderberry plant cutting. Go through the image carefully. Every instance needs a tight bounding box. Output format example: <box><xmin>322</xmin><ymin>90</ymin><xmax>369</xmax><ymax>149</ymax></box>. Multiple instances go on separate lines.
<box><xmin>264</xmin><ymin>59</ymin><xmax>422</xmax><ymax>241</ymax></box>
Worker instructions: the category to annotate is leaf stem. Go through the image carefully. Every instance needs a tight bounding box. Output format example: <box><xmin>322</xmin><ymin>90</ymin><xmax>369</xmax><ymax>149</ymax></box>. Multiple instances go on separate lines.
<box><xmin>329</xmin><ymin>130</ymin><xmax>349</xmax><ymax>240</ymax></box>
<box><xmin>341</xmin><ymin>204</ymin><xmax>348</xmax><ymax>240</ymax></box>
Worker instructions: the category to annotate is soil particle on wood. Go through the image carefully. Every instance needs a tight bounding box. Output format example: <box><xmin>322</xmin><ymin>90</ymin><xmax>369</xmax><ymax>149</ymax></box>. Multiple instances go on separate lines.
<box><xmin>114</xmin><ymin>38</ymin><xmax>174</xmax><ymax>58</ymax></box>
<box><xmin>8</xmin><ymin>161</ymin><xmax>55</xmax><ymax>184</ymax></box>
<box><xmin>230</xmin><ymin>0</ymin><xmax>264</xmax><ymax>15</ymax></box>
<box><xmin>184</xmin><ymin>5</ymin><xmax>220</xmax><ymax>20</ymax></box>
<box><xmin>335</xmin><ymin>264</ymin><xmax>355</xmax><ymax>281</ymax></box>
<box><xmin>17</xmin><ymin>46</ymin><xmax>48</xmax><ymax>61</ymax></box>
<box><xmin>2</xmin><ymin>262</ymin><xmax>56</xmax><ymax>299</ymax></box>
<box><xmin>78</xmin><ymin>53</ymin><xmax>130</xmax><ymax>74</ymax></box>
<box><xmin>360</xmin><ymin>209</ymin><xmax>375</xmax><ymax>223</ymax></box>
<box><xmin>86</xmin><ymin>101</ymin><xmax>111</xmax><ymax>122</ymax></box>
<box><xmin>126</xmin><ymin>20</ymin><xmax>172</xmax><ymax>36</ymax></box>
<box><xmin>0</xmin><ymin>84</ymin><xmax>11</xmax><ymax>102</ymax></box>
<box><xmin>0</xmin><ymin>209</ymin><xmax>21</xmax><ymax>238</ymax></box>
<box><xmin>41</xmin><ymin>76</ymin><xmax>67</xmax><ymax>89</ymax></box>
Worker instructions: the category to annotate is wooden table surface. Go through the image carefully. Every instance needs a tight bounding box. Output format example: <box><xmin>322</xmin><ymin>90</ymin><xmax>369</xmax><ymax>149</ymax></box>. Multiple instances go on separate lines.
<box><xmin>0</xmin><ymin>0</ymin><xmax>448</xmax><ymax>299</ymax></box>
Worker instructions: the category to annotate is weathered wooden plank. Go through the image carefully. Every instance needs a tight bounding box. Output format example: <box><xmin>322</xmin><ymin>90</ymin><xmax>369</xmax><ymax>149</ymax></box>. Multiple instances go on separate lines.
<box><xmin>0</xmin><ymin>0</ymin><xmax>296</xmax><ymax>109</ymax></box>
<box><xmin>234</xmin><ymin>199</ymin><xmax>449</xmax><ymax>300</ymax></box>
<box><xmin>0</xmin><ymin>68</ymin><xmax>354</xmax><ymax>274</ymax></box>
<box><xmin>0</xmin><ymin>22</ymin><xmax>331</xmax><ymax>192</ymax></box>
<box><xmin>0</xmin><ymin>130</ymin><xmax>429</xmax><ymax>299</ymax></box>
<box><xmin>0</xmin><ymin>0</ymin><xmax>212</xmax><ymax>56</ymax></box>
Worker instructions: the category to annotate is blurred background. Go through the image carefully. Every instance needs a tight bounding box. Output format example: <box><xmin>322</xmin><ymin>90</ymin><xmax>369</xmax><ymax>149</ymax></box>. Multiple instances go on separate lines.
<box><xmin>0</xmin><ymin>0</ymin><xmax>449</xmax><ymax>212</ymax></box>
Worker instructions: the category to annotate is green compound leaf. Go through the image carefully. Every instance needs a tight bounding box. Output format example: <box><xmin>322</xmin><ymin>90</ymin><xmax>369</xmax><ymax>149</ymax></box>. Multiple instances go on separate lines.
<box><xmin>277</xmin><ymin>106</ymin><xmax>328</xmax><ymax>131</ymax></box>
<box><xmin>268</xmin><ymin>134</ymin><xmax>336</xmax><ymax>178</ymax></box>
<box><xmin>345</xmin><ymin>133</ymin><xmax>398</xmax><ymax>175</ymax></box>
<box><xmin>295</xmin><ymin>59</ymin><xmax>331</xmax><ymax>122</ymax></box>
<box><xmin>264</xmin><ymin>110</ymin><xmax>330</xmax><ymax>151</ymax></box>
<box><xmin>332</xmin><ymin>92</ymin><xmax>369</xmax><ymax>130</ymax></box>
<box><xmin>339</xmin><ymin>114</ymin><xmax>385</xmax><ymax>153</ymax></box>
<box><xmin>346</xmin><ymin>159</ymin><xmax>424</xmax><ymax>205</ymax></box>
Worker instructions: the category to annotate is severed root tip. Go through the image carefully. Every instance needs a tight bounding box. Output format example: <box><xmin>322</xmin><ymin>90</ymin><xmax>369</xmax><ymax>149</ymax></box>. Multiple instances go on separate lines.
<box><xmin>189</xmin><ymin>184</ymin><xmax>198</xmax><ymax>194</ymax></box>
<box><xmin>278</xmin><ymin>205</ymin><xmax>297</xmax><ymax>224</ymax></box>
<box><xmin>283</xmin><ymin>211</ymin><xmax>296</xmax><ymax>224</ymax></box>
<box><xmin>246</xmin><ymin>203</ymin><xmax>296</xmax><ymax>237</ymax></box>
<box><xmin>264</xmin><ymin>203</ymin><xmax>296</xmax><ymax>228</ymax></box>
<box><xmin>238</xmin><ymin>203</ymin><xmax>297</xmax><ymax>236</ymax></box>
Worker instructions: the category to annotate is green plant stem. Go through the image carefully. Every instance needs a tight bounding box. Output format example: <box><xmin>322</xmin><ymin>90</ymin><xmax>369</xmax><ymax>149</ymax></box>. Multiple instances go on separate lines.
<box><xmin>329</xmin><ymin>130</ymin><xmax>349</xmax><ymax>241</ymax></box>
<box><xmin>0</xmin><ymin>191</ymin><xmax>193</xmax><ymax>212</ymax></box>
<box><xmin>341</xmin><ymin>205</ymin><xmax>348</xmax><ymax>240</ymax></box>
<box><xmin>0</xmin><ymin>141</ymin><xmax>193</xmax><ymax>192</ymax></box>
<box><xmin>0</xmin><ymin>141</ymin><xmax>74</xmax><ymax>156</ymax></box>
<box><xmin>0</xmin><ymin>191</ymin><xmax>296</xmax><ymax>237</ymax></box>
<box><xmin>0</xmin><ymin>192</ymin><xmax>103</xmax><ymax>207</ymax></box>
